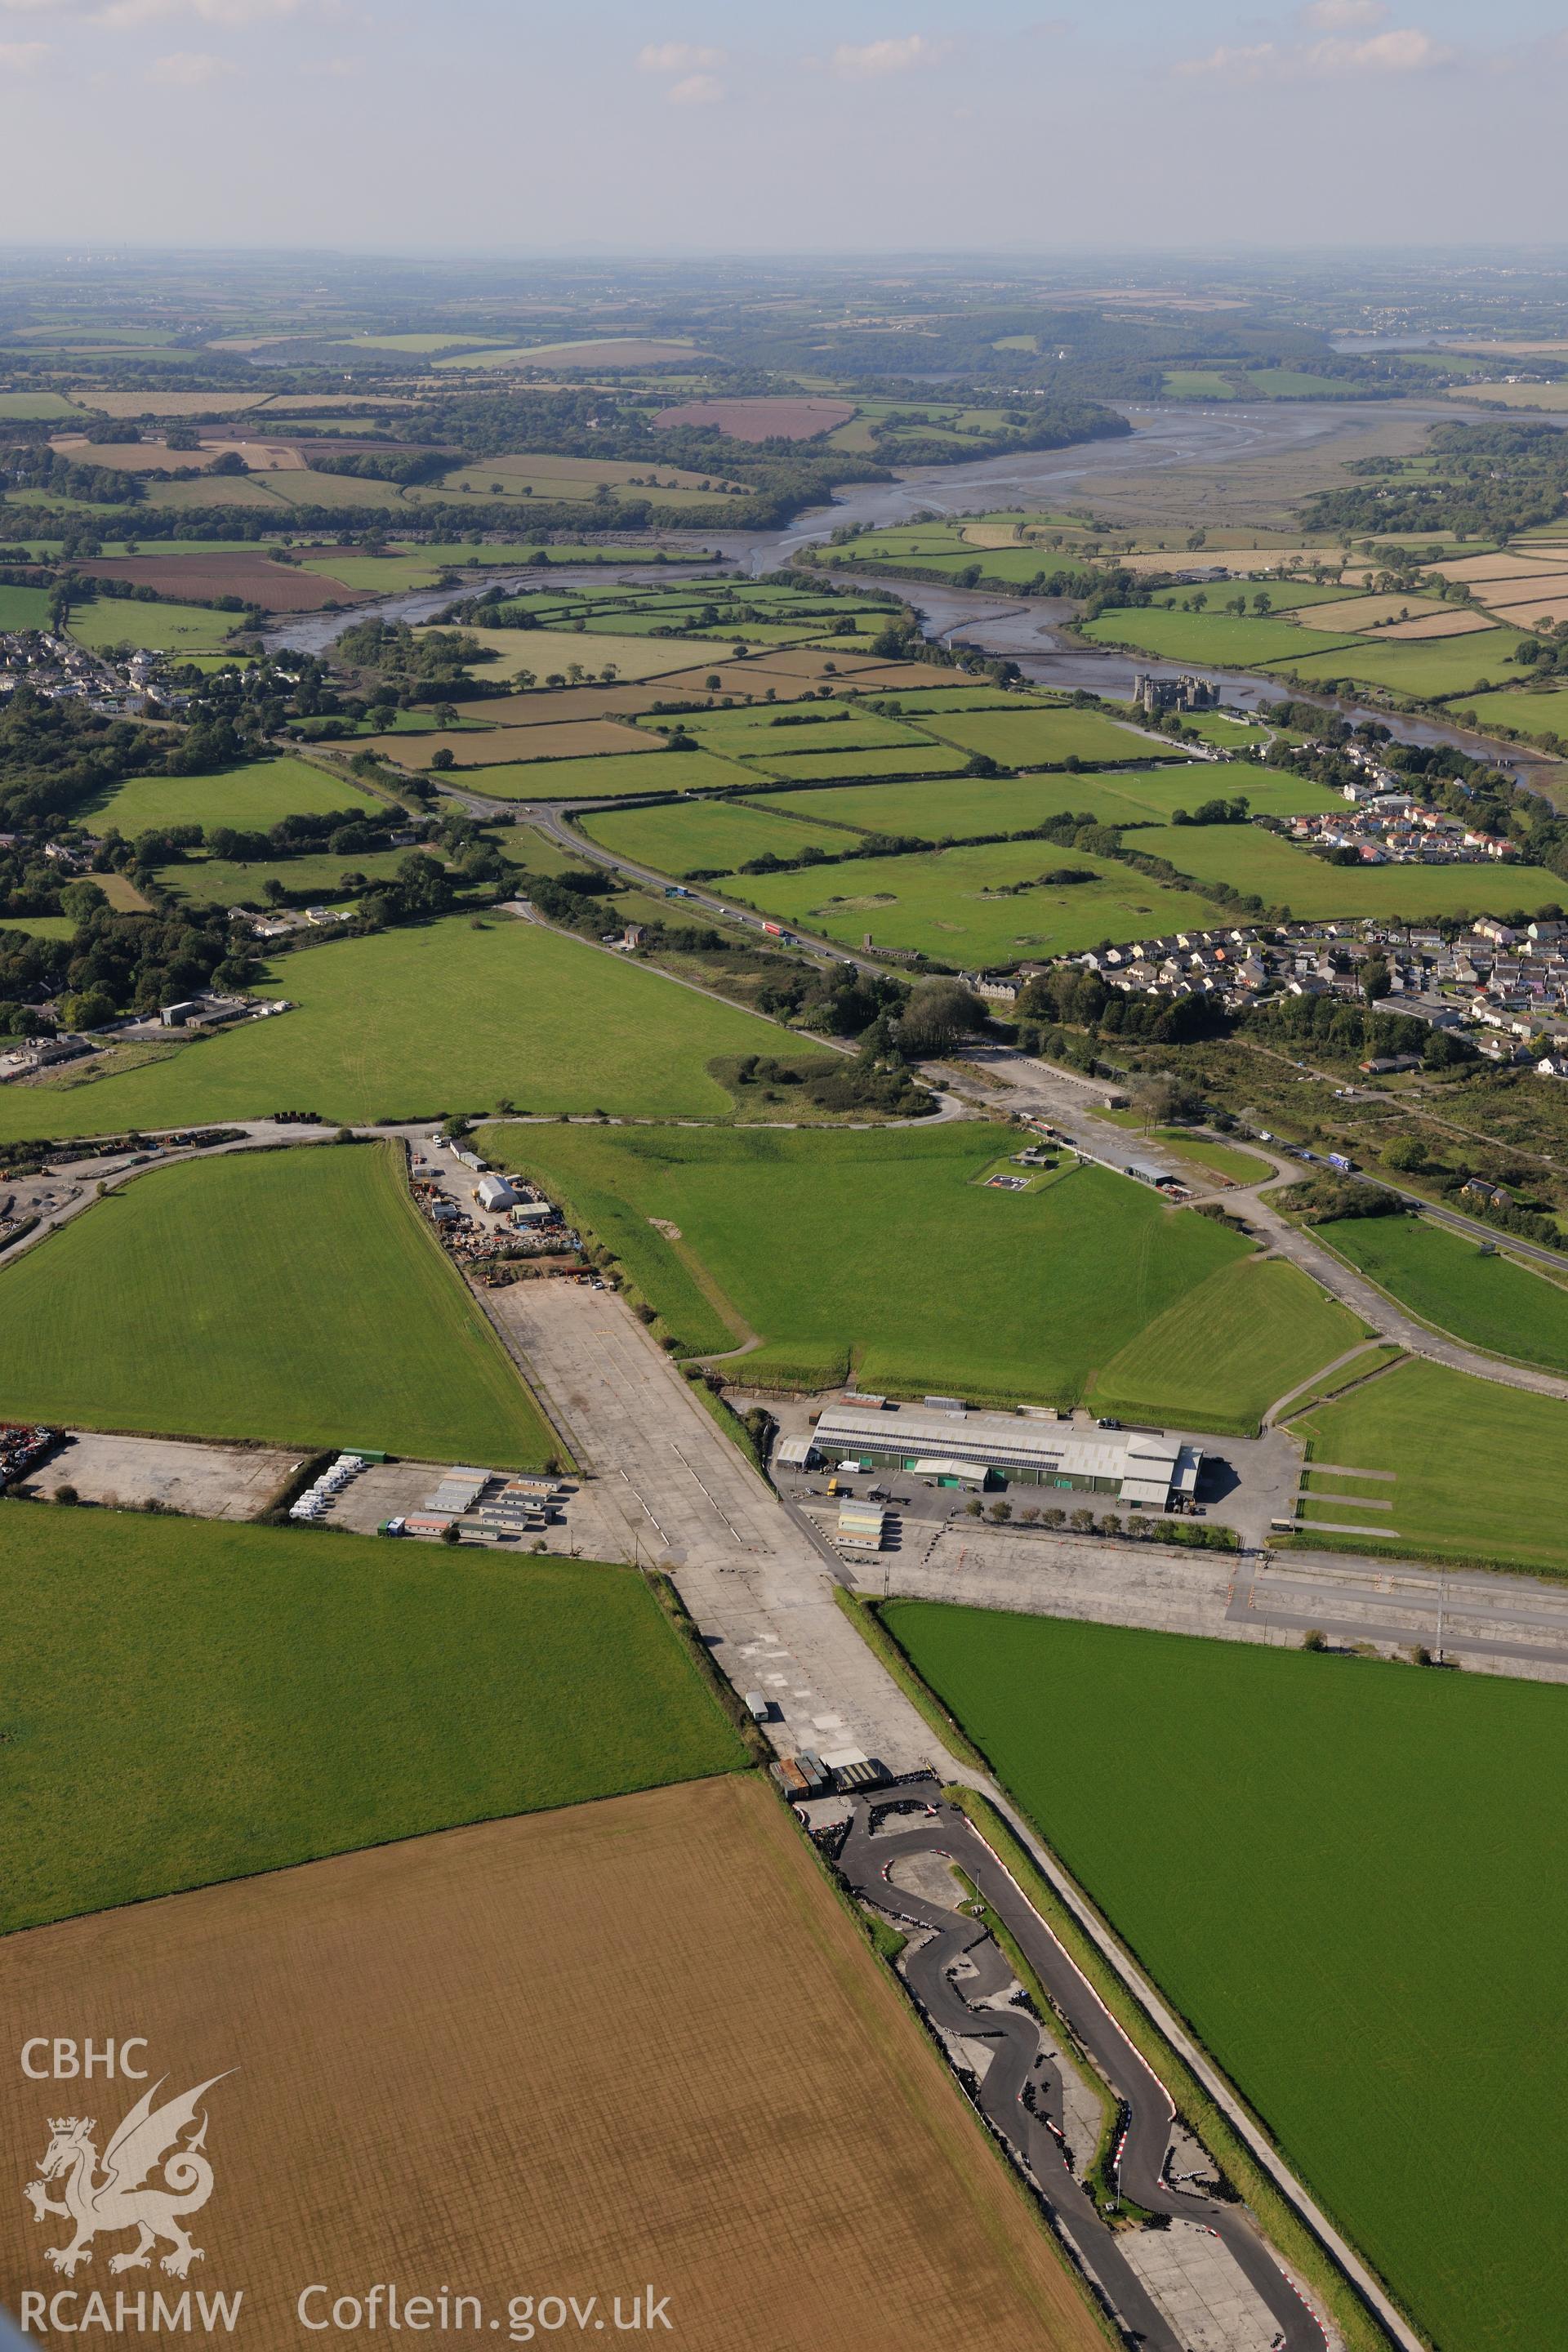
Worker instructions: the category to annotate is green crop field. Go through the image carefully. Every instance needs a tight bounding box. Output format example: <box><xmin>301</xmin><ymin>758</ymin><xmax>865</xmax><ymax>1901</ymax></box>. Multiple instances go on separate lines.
<box><xmin>0</xmin><ymin>915</ymin><xmax>74</xmax><ymax>942</ymax></box>
<box><xmin>156</xmin><ymin>844</ymin><xmax>424</xmax><ymax>906</ymax></box>
<box><xmin>755</xmin><ymin>773</ymin><xmax>1172</xmax><ymax>840</ymax></box>
<box><xmin>6</xmin><ymin>1505</ymin><xmax>742</xmax><ymax>1931</ymax></box>
<box><xmin>917</xmin><ymin>707</ymin><xmax>1191</xmax><ymax>768</ymax></box>
<box><xmin>466</xmin><ymin>748</ymin><xmax>753</xmax><ymax>800</ymax></box>
<box><xmin>730</xmin><ymin>836</ymin><xmax>1221</xmax><ymax>964</ymax></box>
<box><xmin>1242</xmin><ymin>368</ymin><xmax>1352</xmax><ymax>398</ymax></box>
<box><xmin>1133</xmin><ymin>821</ymin><xmax>1563</xmax><ymax>920</ymax></box>
<box><xmin>86</xmin><ymin>754</ymin><xmax>385</xmax><ymax>835</ymax></box>
<box><xmin>1109</xmin><ymin>769</ymin><xmax>1344</xmax><ymax>819</ymax></box>
<box><xmin>1281</xmin><ymin>631</ymin><xmax>1531</xmax><ymax>698</ymax></box>
<box><xmin>501</xmin><ymin>1123</ymin><xmax>1253</xmax><ymax>1405</ymax></box>
<box><xmin>0</xmin><ymin>390</ymin><xmax>87</xmax><ymax>418</ymax></box>
<box><xmin>299</xmin><ymin>555</ymin><xmax>445</xmax><ymax>594</ymax></box>
<box><xmin>403</xmin><ymin>541</ymin><xmax>706</xmax><ymax>567</ymax></box>
<box><xmin>1149</xmin><ymin>580</ymin><xmax>1352</xmax><ymax>614</ymax></box>
<box><xmin>0</xmin><ymin>582</ymin><xmax>51</xmax><ymax>630</ymax></box>
<box><xmin>884</xmin><ymin>1604</ymin><xmax>1568</xmax><ymax>2352</ymax></box>
<box><xmin>1079</xmin><ymin>606</ymin><xmax>1361</xmax><ymax>668</ymax></box>
<box><xmin>0</xmin><ymin>1143</ymin><xmax>551</xmax><ymax>1462</ymax></box>
<box><xmin>579</xmin><ymin>798</ymin><xmax>850</xmax><ymax>875</ymax></box>
<box><xmin>1293</xmin><ymin>1356</ymin><xmax>1568</xmax><ymax>1571</ymax></box>
<box><xmin>68</xmin><ymin>597</ymin><xmax>238</xmax><ymax>653</ymax></box>
<box><xmin>1454</xmin><ymin>686</ymin><xmax>1568</xmax><ymax>739</ymax></box>
<box><xmin>0</xmin><ymin>914</ymin><xmax>782</xmax><ymax>1143</ymax></box>
<box><xmin>1319</xmin><ymin>1216</ymin><xmax>1568</xmax><ymax>1373</ymax></box>
<box><xmin>1162</xmin><ymin>370</ymin><xmax>1236</xmax><ymax>400</ymax></box>
<box><xmin>1086</xmin><ymin>1257</ymin><xmax>1368</xmax><ymax>1432</ymax></box>
<box><xmin>744</xmin><ymin>746</ymin><xmax>972</xmax><ymax>784</ymax></box>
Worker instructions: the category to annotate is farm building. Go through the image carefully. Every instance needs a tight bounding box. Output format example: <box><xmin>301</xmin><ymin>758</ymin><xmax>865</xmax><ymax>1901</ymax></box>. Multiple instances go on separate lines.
<box><xmin>475</xmin><ymin>1174</ymin><xmax>519</xmax><ymax>1212</ymax></box>
<box><xmin>813</xmin><ymin>1401</ymin><xmax>1201</xmax><ymax>1507</ymax></box>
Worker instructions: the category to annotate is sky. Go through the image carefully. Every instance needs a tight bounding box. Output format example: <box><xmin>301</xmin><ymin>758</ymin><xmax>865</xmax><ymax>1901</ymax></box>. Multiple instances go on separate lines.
<box><xmin>0</xmin><ymin>0</ymin><xmax>1566</xmax><ymax>252</ymax></box>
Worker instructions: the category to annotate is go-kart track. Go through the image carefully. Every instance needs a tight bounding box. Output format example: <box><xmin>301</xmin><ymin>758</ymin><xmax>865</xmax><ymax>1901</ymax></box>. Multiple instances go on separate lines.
<box><xmin>837</xmin><ymin>1786</ymin><xmax>1325</xmax><ymax>2352</ymax></box>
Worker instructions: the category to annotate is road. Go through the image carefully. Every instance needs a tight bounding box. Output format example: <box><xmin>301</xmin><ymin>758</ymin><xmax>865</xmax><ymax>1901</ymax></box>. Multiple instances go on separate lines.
<box><xmin>935</xmin><ymin>1045</ymin><xmax>1568</xmax><ymax>1405</ymax></box>
<box><xmin>839</xmin><ymin>1790</ymin><xmax>1327</xmax><ymax>2352</ymax></box>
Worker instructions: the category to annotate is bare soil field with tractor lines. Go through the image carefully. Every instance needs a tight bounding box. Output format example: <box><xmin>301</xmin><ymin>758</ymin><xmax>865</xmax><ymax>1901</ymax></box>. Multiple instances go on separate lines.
<box><xmin>0</xmin><ymin>1775</ymin><xmax>1102</xmax><ymax>2352</ymax></box>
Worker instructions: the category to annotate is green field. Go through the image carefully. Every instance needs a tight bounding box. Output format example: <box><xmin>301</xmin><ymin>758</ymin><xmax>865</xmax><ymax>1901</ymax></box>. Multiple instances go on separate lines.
<box><xmin>1450</xmin><ymin>686</ymin><xmax>1568</xmax><ymax>741</ymax></box>
<box><xmin>466</xmin><ymin>748</ymin><xmax>753</xmax><ymax>801</ymax></box>
<box><xmin>0</xmin><ymin>1144</ymin><xmax>551</xmax><ymax>1461</ymax></box>
<box><xmin>1319</xmin><ymin>1215</ymin><xmax>1568</xmax><ymax>1373</ymax></box>
<box><xmin>1108</xmin><ymin>768</ymin><xmax>1343</xmax><ymax>819</ymax></box>
<box><xmin>0</xmin><ymin>391</ymin><xmax>87</xmax><ymax>419</ymax></box>
<box><xmin>579</xmin><ymin>797</ymin><xmax>850</xmax><ymax>876</ymax></box>
<box><xmin>730</xmin><ymin>836</ymin><xmax>1222</xmax><ymax>964</ymax></box>
<box><xmin>157</xmin><ymin>844</ymin><xmax>422</xmax><ymax>906</ymax></box>
<box><xmin>884</xmin><ymin>1604</ymin><xmax>1568</xmax><ymax>2352</ymax></box>
<box><xmin>1281</xmin><ymin>630</ymin><xmax>1532</xmax><ymax>699</ymax></box>
<box><xmin>5</xmin><ymin>1505</ymin><xmax>743</xmax><ymax>1931</ymax></box>
<box><xmin>299</xmin><ymin>555</ymin><xmax>444</xmax><ymax>594</ymax></box>
<box><xmin>755</xmin><ymin>766</ymin><xmax>1341</xmax><ymax>843</ymax></box>
<box><xmin>86</xmin><ymin>754</ymin><xmax>385</xmax><ymax>836</ymax></box>
<box><xmin>1294</xmin><ymin>1356</ymin><xmax>1568</xmax><ymax>1570</ymax></box>
<box><xmin>1080</xmin><ymin>606</ymin><xmax>1361</xmax><ymax>668</ymax></box>
<box><xmin>1242</xmin><ymin>368</ymin><xmax>1352</xmax><ymax>399</ymax></box>
<box><xmin>1087</xmin><ymin>1257</ymin><xmax>1367</xmax><ymax>1432</ymax></box>
<box><xmin>917</xmin><ymin>706</ymin><xmax>1191</xmax><ymax>768</ymax></box>
<box><xmin>0</xmin><ymin>582</ymin><xmax>52</xmax><ymax>630</ymax></box>
<box><xmin>1161</xmin><ymin>370</ymin><xmax>1236</xmax><ymax>400</ymax></box>
<box><xmin>1134</xmin><ymin>821</ymin><xmax>1563</xmax><ymax>920</ymax></box>
<box><xmin>0</xmin><ymin>914</ymin><xmax>782</xmax><ymax>1142</ymax></box>
<box><xmin>501</xmin><ymin>1123</ymin><xmax>1253</xmax><ymax>1405</ymax></box>
<box><xmin>0</xmin><ymin>914</ymin><xmax>75</xmax><ymax>942</ymax></box>
<box><xmin>744</xmin><ymin>746</ymin><xmax>972</xmax><ymax>785</ymax></box>
<box><xmin>68</xmin><ymin>597</ymin><xmax>238</xmax><ymax>654</ymax></box>
<box><xmin>754</xmin><ymin>772</ymin><xmax>1166</xmax><ymax>842</ymax></box>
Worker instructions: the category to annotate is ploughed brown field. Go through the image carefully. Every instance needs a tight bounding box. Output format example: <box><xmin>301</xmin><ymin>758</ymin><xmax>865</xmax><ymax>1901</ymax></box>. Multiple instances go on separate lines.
<box><xmin>363</xmin><ymin>718</ymin><xmax>656</xmax><ymax>767</ymax></box>
<box><xmin>452</xmin><ymin>684</ymin><xmax>680</xmax><ymax>725</ymax></box>
<box><xmin>70</xmin><ymin>555</ymin><xmax>372</xmax><ymax>612</ymax></box>
<box><xmin>653</xmin><ymin>395</ymin><xmax>856</xmax><ymax>442</ymax></box>
<box><xmin>0</xmin><ymin>1776</ymin><xmax>1098</xmax><ymax>2352</ymax></box>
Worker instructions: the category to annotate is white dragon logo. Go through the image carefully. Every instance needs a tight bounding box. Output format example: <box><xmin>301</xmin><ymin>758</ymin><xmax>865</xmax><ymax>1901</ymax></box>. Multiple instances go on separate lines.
<box><xmin>23</xmin><ymin>2074</ymin><xmax>230</xmax><ymax>2279</ymax></box>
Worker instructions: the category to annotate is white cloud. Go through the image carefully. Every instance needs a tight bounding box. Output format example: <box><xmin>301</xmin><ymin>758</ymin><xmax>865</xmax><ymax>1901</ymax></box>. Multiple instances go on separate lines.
<box><xmin>1179</xmin><ymin>24</ymin><xmax>1450</xmax><ymax>78</ymax></box>
<box><xmin>145</xmin><ymin>43</ymin><xmax>232</xmax><ymax>78</ymax></box>
<box><xmin>0</xmin><ymin>35</ymin><xmax>48</xmax><ymax>61</ymax></box>
<box><xmin>1299</xmin><ymin>0</ymin><xmax>1387</xmax><ymax>26</ymax></box>
<box><xmin>637</xmin><ymin>40</ymin><xmax>721</xmax><ymax>74</ymax></box>
<box><xmin>1176</xmin><ymin>41</ymin><xmax>1278</xmax><ymax>78</ymax></box>
<box><xmin>831</xmin><ymin>33</ymin><xmax>948</xmax><ymax>76</ymax></box>
<box><xmin>667</xmin><ymin>69</ymin><xmax>722</xmax><ymax>104</ymax></box>
<box><xmin>1304</xmin><ymin>26</ymin><xmax>1450</xmax><ymax>70</ymax></box>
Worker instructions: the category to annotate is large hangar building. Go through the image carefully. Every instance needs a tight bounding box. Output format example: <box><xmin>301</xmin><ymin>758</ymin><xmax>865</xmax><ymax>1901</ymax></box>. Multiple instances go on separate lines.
<box><xmin>811</xmin><ymin>1400</ymin><xmax>1202</xmax><ymax>1511</ymax></box>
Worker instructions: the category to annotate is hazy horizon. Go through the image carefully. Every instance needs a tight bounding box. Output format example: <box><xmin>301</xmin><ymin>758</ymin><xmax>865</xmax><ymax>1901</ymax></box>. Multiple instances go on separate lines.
<box><xmin>2</xmin><ymin>0</ymin><xmax>1566</xmax><ymax>252</ymax></box>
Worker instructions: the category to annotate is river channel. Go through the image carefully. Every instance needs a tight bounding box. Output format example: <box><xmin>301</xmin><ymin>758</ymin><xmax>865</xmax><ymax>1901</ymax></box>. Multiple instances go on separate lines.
<box><xmin>265</xmin><ymin>398</ymin><xmax>1565</xmax><ymax>780</ymax></box>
